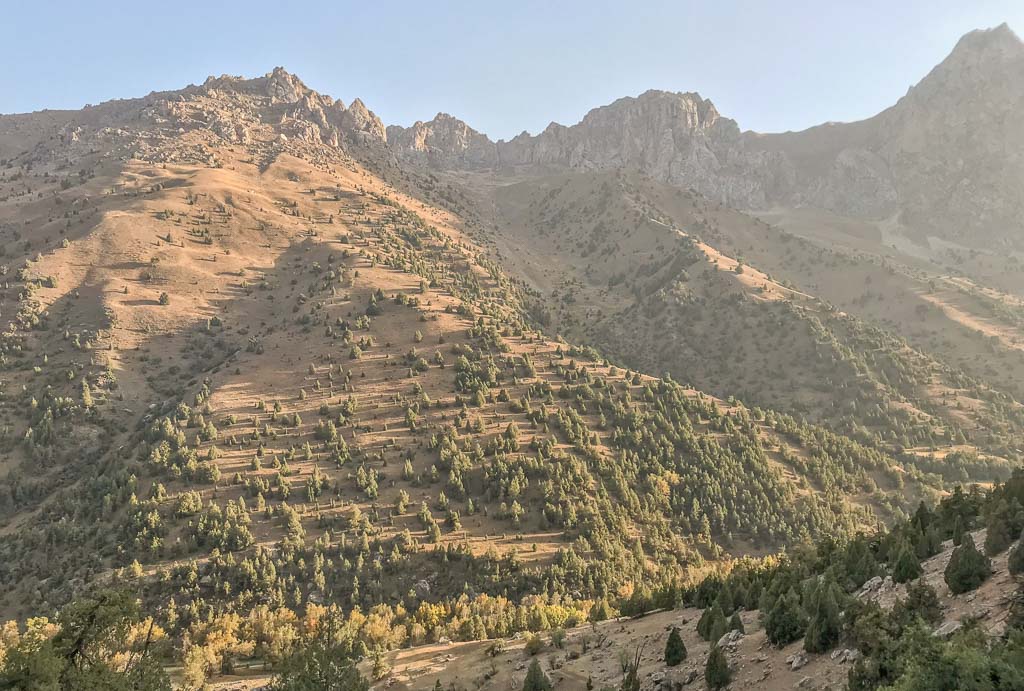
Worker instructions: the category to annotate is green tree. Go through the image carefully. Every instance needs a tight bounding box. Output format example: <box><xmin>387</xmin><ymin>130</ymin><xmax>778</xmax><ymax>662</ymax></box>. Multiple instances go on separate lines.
<box><xmin>1010</xmin><ymin>535</ymin><xmax>1024</xmax><ymax>576</ymax></box>
<box><xmin>985</xmin><ymin>511</ymin><xmax>1014</xmax><ymax>556</ymax></box>
<box><xmin>765</xmin><ymin>589</ymin><xmax>806</xmax><ymax>647</ymax></box>
<box><xmin>944</xmin><ymin>534</ymin><xmax>992</xmax><ymax>594</ymax></box>
<box><xmin>952</xmin><ymin>515</ymin><xmax>965</xmax><ymax>546</ymax></box>
<box><xmin>892</xmin><ymin>540</ymin><xmax>923</xmax><ymax>583</ymax></box>
<box><xmin>894</xmin><ymin>580</ymin><xmax>942</xmax><ymax>627</ymax></box>
<box><xmin>804</xmin><ymin>582</ymin><xmax>841</xmax><ymax>653</ymax></box>
<box><xmin>522</xmin><ymin>659</ymin><xmax>552</xmax><ymax>691</ymax></box>
<box><xmin>697</xmin><ymin>602</ymin><xmax>726</xmax><ymax>642</ymax></box>
<box><xmin>705</xmin><ymin>645</ymin><xmax>731</xmax><ymax>690</ymax></box>
<box><xmin>664</xmin><ymin>627</ymin><xmax>686</xmax><ymax>666</ymax></box>
<box><xmin>80</xmin><ymin>379</ymin><xmax>94</xmax><ymax>409</ymax></box>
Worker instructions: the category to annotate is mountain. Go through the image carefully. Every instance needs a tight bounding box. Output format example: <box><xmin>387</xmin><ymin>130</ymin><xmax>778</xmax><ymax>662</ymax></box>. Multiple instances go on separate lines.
<box><xmin>0</xmin><ymin>25</ymin><xmax>1022</xmax><ymax>690</ymax></box>
<box><xmin>388</xmin><ymin>89</ymin><xmax>788</xmax><ymax>209</ymax></box>
<box><xmin>0</xmin><ymin>60</ymin><xmax>933</xmax><ymax>650</ymax></box>
<box><xmin>390</xmin><ymin>24</ymin><xmax>1024</xmax><ymax>251</ymax></box>
<box><xmin>755</xmin><ymin>22</ymin><xmax>1024</xmax><ymax>250</ymax></box>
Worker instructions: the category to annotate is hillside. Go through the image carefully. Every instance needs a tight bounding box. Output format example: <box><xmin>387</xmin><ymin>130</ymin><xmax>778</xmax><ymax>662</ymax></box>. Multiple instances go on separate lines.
<box><xmin>204</xmin><ymin>471</ymin><xmax>1024</xmax><ymax>691</ymax></box>
<box><xmin>367</xmin><ymin>527</ymin><xmax>1018</xmax><ymax>691</ymax></box>
<box><xmin>477</xmin><ymin>170</ymin><xmax>1024</xmax><ymax>472</ymax></box>
<box><xmin>0</xmin><ymin>67</ymin><xmax>965</xmax><ymax>687</ymax></box>
<box><xmin>0</xmin><ymin>26</ymin><xmax>1022</xmax><ymax>689</ymax></box>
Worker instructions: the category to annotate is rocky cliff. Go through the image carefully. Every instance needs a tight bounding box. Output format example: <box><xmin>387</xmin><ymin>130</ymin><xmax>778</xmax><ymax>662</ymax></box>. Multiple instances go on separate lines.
<box><xmin>388</xmin><ymin>24</ymin><xmax>1024</xmax><ymax>249</ymax></box>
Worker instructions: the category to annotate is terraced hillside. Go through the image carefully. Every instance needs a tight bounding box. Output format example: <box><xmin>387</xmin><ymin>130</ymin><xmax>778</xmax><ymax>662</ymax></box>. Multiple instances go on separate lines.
<box><xmin>0</xmin><ymin>64</ymin><xmax>1019</xmax><ymax>688</ymax></box>
<box><xmin>484</xmin><ymin>171</ymin><xmax>1024</xmax><ymax>476</ymax></box>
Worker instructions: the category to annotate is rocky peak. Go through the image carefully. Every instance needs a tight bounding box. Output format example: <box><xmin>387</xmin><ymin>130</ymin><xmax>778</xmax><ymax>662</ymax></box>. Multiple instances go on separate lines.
<box><xmin>264</xmin><ymin>66</ymin><xmax>310</xmax><ymax>103</ymax></box>
<box><xmin>340</xmin><ymin>98</ymin><xmax>386</xmax><ymax>141</ymax></box>
<box><xmin>187</xmin><ymin>68</ymin><xmax>388</xmax><ymax>145</ymax></box>
<box><xmin>573</xmin><ymin>89</ymin><xmax>723</xmax><ymax>133</ymax></box>
<box><xmin>387</xmin><ymin>113</ymin><xmax>497</xmax><ymax>167</ymax></box>
<box><xmin>387</xmin><ymin>88</ymin><xmax>745</xmax><ymax>185</ymax></box>
<box><xmin>945</xmin><ymin>23</ymin><xmax>1023</xmax><ymax>64</ymax></box>
<box><xmin>900</xmin><ymin>23</ymin><xmax>1024</xmax><ymax>106</ymax></box>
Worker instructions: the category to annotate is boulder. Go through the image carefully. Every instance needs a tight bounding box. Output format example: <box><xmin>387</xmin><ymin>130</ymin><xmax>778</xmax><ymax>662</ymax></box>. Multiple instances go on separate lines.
<box><xmin>934</xmin><ymin>620</ymin><xmax>963</xmax><ymax>638</ymax></box>
<box><xmin>716</xmin><ymin>629</ymin><xmax>744</xmax><ymax>648</ymax></box>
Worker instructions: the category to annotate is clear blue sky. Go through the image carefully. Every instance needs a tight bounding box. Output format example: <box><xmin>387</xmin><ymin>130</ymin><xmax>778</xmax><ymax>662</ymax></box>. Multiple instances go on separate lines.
<box><xmin>2</xmin><ymin>1</ymin><xmax>1022</xmax><ymax>139</ymax></box>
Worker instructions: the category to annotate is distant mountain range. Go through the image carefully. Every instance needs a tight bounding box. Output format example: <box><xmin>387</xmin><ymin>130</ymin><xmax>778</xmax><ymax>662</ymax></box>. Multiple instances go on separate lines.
<box><xmin>386</xmin><ymin>23</ymin><xmax>1024</xmax><ymax>250</ymax></box>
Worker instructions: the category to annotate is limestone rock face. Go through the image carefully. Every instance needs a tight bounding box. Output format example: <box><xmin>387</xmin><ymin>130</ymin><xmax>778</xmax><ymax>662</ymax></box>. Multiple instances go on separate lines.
<box><xmin>340</xmin><ymin>98</ymin><xmax>387</xmax><ymax>141</ymax></box>
<box><xmin>387</xmin><ymin>113</ymin><xmax>498</xmax><ymax>168</ymax></box>
<box><xmin>264</xmin><ymin>66</ymin><xmax>308</xmax><ymax>104</ymax></box>
<box><xmin>388</xmin><ymin>90</ymin><xmax>794</xmax><ymax>209</ymax></box>
<box><xmin>389</xmin><ymin>24</ymin><xmax>1024</xmax><ymax>249</ymax></box>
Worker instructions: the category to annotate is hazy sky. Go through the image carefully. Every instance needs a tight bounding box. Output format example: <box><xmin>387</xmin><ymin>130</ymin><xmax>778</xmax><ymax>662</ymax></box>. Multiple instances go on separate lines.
<box><xmin>2</xmin><ymin>1</ymin><xmax>1022</xmax><ymax>139</ymax></box>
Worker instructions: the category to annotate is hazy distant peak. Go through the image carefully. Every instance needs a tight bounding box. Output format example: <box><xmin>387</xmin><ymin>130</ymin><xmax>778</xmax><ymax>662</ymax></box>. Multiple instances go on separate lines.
<box><xmin>939</xmin><ymin>22</ymin><xmax>1024</xmax><ymax>71</ymax></box>
<box><xmin>953</xmin><ymin>22</ymin><xmax>1022</xmax><ymax>50</ymax></box>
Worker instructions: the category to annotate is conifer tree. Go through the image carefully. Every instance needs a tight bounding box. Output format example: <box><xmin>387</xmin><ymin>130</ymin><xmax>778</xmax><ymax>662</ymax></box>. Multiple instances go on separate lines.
<box><xmin>952</xmin><ymin>515</ymin><xmax>965</xmax><ymax>546</ymax></box>
<box><xmin>892</xmin><ymin>541</ymin><xmax>923</xmax><ymax>583</ymax></box>
<box><xmin>765</xmin><ymin>589</ymin><xmax>806</xmax><ymax>647</ymax></box>
<box><xmin>804</xmin><ymin>581</ymin><xmax>841</xmax><ymax>653</ymax></box>
<box><xmin>944</xmin><ymin>534</ymin><xmax>992</xmax><ymax>594</ymax></box>
<box><xmin>522</xmin><ymin>659</ymin><xmax>551</xmax><ymax>691</ymax></box>
<box><xmin>985</xmin><ymin>510</ymin><xmax>1014</xmax><ymax>556</ymax></box>
<box><xmin>1009</xmin><ymin>534</ymin><xmax>1024</xmax><ymax>576</ymax></box>
<box><xmin>664</xmin><ymin>627</ymin><xmax>686</xmax><ymax>666</ymax></box>
<box><xmin>705</xmin><ymin>645</ymin><xmax>731</xmax><ymax>690</ymax></box>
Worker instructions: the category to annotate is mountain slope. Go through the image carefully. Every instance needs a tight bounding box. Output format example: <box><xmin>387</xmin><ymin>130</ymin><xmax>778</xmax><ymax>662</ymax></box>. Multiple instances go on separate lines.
<box><xmin>480</xmin><ymin>170</ymin><xmax>1024</xmax><ymax>472</ymax></box>
<box><xmin>0</xmin><ymin>73</ymin><xmax>938</xmax><ymax>636</ymax></box>
<box><xmin>0</xmin><ymin>33</ymin><xmax>1022</xmax><ymax>687</ymax></box>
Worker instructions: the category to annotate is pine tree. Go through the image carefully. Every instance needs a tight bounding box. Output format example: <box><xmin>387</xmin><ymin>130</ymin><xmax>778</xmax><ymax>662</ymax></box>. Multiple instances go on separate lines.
<box><xmin>844</xmin><ymin>537</ymin><xmax>877</xmax><ymax>589</ymax></box>
<box><xmin>80</xmin><ymin>379</ymin><xmax>94</xmax><ymax>408</ymax></box>
<box><xmin>952</xmin><ymin>515</ymin><xmax>965</xmax><ymax>546</ymax></box>
<box><xmin>717</xmin><ymin>582</ymin><xmax>735</xmax><ymax>615</ymax></box>
<box><xmin>985</xmin><ymin>511</ymin><xmax>1014</xmax><ymax>556</ymax></box>
<box><xmin>804</xmin><ymin>582</ymin><xmax>840</xmax><ymax>653</ymax></box>
<box><xmin>1009</xmin><ymin>535</ymin><xmax>1024</xmax><ymax>576</ymax></box>
<box><xmin>897</xmin><ymin>580</ymin><xmax>942</xmax><ymax>627</ymax></box>
<box><xmin>944</xmin><ymin>534</ymin><xmax>992</xmax><ymax>594</ymax></box>
<box><xmin>708</xmin><ymin>608</ymin><xmax>728</xmax><ymax>645</ymax></box>
<box><xmin>765</xmin><ymin>589</ymin><xmax>806</xmax><ymax>647</ymax></box>
<box><xmin>664</xmin><ymin>627</ymin><xmax>686</xmax><ymax>666</ymax></box>
<box><xmin>728</xmin><ymin>611</ymin><xmax>745</xmax><ymax>635</ymax></box>
<box><xmin>705</xmin><ymin>645</ymin><xmax>731</xmax><ymax>690</ymax></box>
<box><xmin>697</xmin><ymin>602</ymin><xmax>726</xmax><ymax>642</ymax></box>
<box><xmin>522</xmin><ymin>659</ymin><xmax>551</xmax><ymax>691</ymax></box>
<box><xmin>892</xmin><ymin>541</ymin><xmax>923</xmax><ymax>583</ymax></box>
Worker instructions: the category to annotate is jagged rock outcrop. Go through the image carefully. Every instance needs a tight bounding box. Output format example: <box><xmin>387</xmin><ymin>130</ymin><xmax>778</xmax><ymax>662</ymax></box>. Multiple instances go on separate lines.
<box><xmin>386</xmin><ymin>113</ymin><xmax>498</xmax><ymax>167</ymax></box>
<box><xmin>389</xmin><ymin>24</ymin><xmax>1024</xmax><ymax>249</ymax></box>
<box><xmin>388</xmin><ymin>91</ymin><xmax>794</xmax><ymax>208</ymax></box>
<box><xmin>0</xmin><ymin>67</ymin><xmax>389</xmax><ymax>168</ymax></box>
